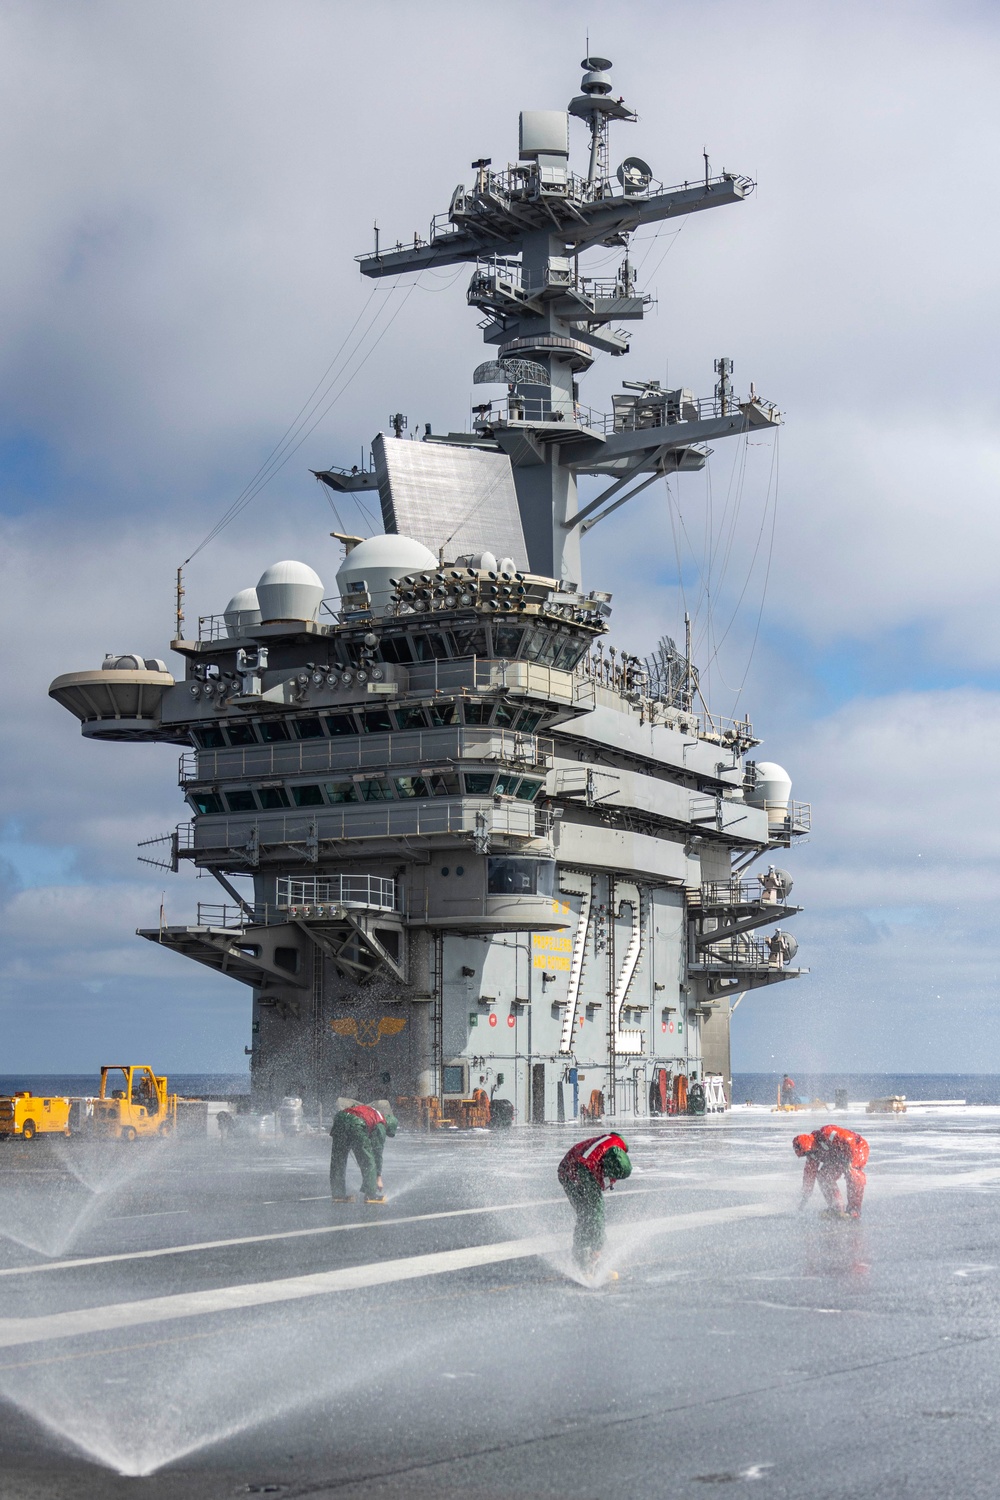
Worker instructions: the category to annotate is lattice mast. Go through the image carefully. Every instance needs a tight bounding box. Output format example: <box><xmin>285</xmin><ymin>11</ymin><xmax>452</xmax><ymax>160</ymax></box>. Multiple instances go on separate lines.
<box><xmin>355</xmin><ymin>57</ymin><xmax>780</xmax><ymax>586</ymax></box>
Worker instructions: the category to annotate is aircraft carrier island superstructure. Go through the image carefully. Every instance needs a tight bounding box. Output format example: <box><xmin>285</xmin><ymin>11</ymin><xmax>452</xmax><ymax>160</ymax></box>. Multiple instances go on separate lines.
<box><xmin>49</xmin><ymin>59</ymin><xmax>809</xmax><ymax>1123</ymax></box>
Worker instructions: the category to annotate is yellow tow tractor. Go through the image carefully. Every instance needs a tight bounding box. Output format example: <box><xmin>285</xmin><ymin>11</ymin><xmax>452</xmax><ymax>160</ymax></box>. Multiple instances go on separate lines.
<box><xmin>91</xmin><ymin>1065</ymin><xmax>177</xmax><ymax>1141</ymax></box>
<box><xmin>0</xmin><ymin>1093</ymin><xmax>72</xmax><ymax>1141</ymax></box>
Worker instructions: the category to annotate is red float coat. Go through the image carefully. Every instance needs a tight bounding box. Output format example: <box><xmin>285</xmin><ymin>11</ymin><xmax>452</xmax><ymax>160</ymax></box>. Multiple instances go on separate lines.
<box><xmin>801</xmin><ymin>1124</ymin><xmax>869</xmax><ymax>1214</ymax></box>
<box><xmin>558</xmin><ymin>1133</ymin><xmax>629</xmax><ymax>1191</ymax></box>
<box><xmin>343</xmin><ymin>1105</ymin><xmax>386</xmax><ymax>1133</ymax></box>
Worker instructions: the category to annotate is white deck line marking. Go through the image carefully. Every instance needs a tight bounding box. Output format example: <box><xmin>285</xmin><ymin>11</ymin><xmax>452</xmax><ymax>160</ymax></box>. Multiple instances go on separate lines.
<box><xmin>0</xmin><ymin>1184</ymin><xmax>675</xmax><ymax>1279</ymax></box>
<box><xmin>0</xmin><ymin>1203</ymin><xmax>778</xmax><ymax>1350</ymax></box>
<box><xmin>113</xmin><ymin>1211</ymin><xmax>189</xmax><ymax>1220</ymax></box>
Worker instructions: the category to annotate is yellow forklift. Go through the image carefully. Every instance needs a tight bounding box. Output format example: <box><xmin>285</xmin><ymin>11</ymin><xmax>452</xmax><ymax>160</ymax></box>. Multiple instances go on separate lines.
<box><xmin>90</xmin><ymin>1065</ymin><xmax>177</xmax><ymax>1140</ymax></box>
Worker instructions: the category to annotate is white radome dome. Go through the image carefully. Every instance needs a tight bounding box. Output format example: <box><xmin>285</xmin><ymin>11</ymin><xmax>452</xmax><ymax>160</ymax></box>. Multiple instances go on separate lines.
<box><xmin>256</xmin><ymin>561</ymin><xmax>325</xmax><ymax>624</ymax></box>
<box><xmin>746</xmin><ymin>761</ymin><xmax>792</xmax><ymax>824</ymax></box>
<box><xmin>336</xmin><ymin>534</ymin><xmax>438</xmax><ymax>615</ymax></box>
<box><xmin>224</xmin><ymin>587</ymin><xmax>262</xmax><ymax>636</ymax></box>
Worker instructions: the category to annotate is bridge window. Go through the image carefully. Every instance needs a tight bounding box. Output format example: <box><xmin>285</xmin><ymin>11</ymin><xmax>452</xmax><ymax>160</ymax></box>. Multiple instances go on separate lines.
<box><xmin>394</xmin><ymin>775</ymin><xmax>431</xmax><ymax>799</ymax></box>
<box><xmin>259</xmin><ymin>720</ymin><xmax>290</xmax><ymax>742</ymax></box>
<box><xmin>515</xmin><ymin>779</ymin><xmax>542</xmax><ymax>801</ymax></box>
<box><xmin>396</xmin><ymin>706</ymin><xmax>428</xmax><ymax>730</ymax></box>
<box><xmin>516</xmin><ymin>710</ymin><xmax>542</xmax><ymax>732</ymax></box>
<box><xmin>413</xmin><ymin>632</ymin><xmax>449</xmax><ymax>661</ymax></box>
<box><xmin>463</xmin><ymin>773</ymin><xmax>494</xmax><ymax>795</ymax></box>
<box><xmin>493</xmin><ymin>626</ymin><xmax>524</xmax><ymax>658</ymax></box>
<box><xmin>258</xmin><ymin>787</ymin><xmax>290</xmax><ymax>809</ymax></box>
<box><xmin>451</xmin><ymin>626</ymin><xmax>489</xmax><ymax>658</ymax></box>
<box><xmin>493</xmin><ymin>773</ymin><xmax>521</xmax><ymax>797</ymax></box>
<box><xmin>493</xmin><ymin>702</ymin><xmax>517</xmax><ymax>728</ymax></box>
<box><xmin>325</xmin><ymin>780</ymin><xmax>359</xmax><ymax>804</ymax></box>
<box><xmin>225</xmin><ymin>789</ymin><xmax>257</xmax><ymax>812</ymax></box>
<box><xmin>191</xmin><ymin>792</ymin><xmax>224</xmax><ymax>815</ymax></box>
<box><xmin>293</xmin><ymin>718</ymin><xmax>325</xmax><ymax>739</ymax></box>
<box><xmin>362</xmin><ymin>708</ymin><xmax>394</xmax><ymax>734</ymax></box>
<box><xmin>428</xmin><ymin>702</ymin><xmax>457</xmax><ymax>727</ymax></box>
<box><xmin>487</xmin><ymin>857</ymin><xmax>555</xmax><ymax>897</ymax></box>
<box><xmin>555</xmin><ymin>639</ymin><xmax>588</xmax><ymax>671</ymax></box>
<box><xmin>225</xmin><ymin>722</ymin><xmax>257</xmax><ymax>746</ymax></box>
<box><xmin>291</xmin><ymin>785</ymin><xmax>323</xmax><ymax>807</ymax></box>
<box><xmin>379</xmin><ymin>636</ymin><xmax>412</xmax><ymax>664</ymax></box>
<box><xmin>193</xmin><ymin>726</ymin><xmax>225</xmax><ymax>749</ymax></box>
<box><xmin>324</xmin><ymin>713</ymin><xmax>358</xmax><ymax>736</ymax></box>
<box><xmin>463</xmin><ymin>701</ymin><xmax>492</xmax><ymax>725</ymax></box>
<box><xmin>357</xmin><ymin>778</ymin><xmax>392</xmax><ymax>802</ymax></box>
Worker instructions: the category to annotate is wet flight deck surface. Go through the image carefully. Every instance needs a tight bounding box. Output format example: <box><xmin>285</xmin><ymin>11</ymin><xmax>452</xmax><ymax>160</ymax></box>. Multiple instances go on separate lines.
<box><xmin>1</xmin><ymin>1109</ymin><xmax>999</xmax><ymax>1499</ymax></box>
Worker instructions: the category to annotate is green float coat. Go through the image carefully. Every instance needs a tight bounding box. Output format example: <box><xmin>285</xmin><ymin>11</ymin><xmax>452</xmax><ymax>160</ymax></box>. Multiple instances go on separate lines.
<box><xmin>329</xmin><ymin>1107</ymin><xmax>398</xmax><ymax>1198</ymax></box>
<box><xmin>557</xmin><ymin>1137</ymin><xmax>632</xmax><ymax>1269</ymax></box>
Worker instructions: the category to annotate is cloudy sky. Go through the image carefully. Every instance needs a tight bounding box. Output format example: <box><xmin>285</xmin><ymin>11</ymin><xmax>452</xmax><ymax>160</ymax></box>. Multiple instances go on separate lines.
<box><xmin>1</xmin><ymin>0</ymin><xmax>997</xmax><ymax>1075</ymax></box>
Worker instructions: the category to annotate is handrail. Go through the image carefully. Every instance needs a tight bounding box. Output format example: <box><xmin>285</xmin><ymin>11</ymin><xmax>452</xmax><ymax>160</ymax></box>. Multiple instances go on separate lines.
<box><xmin>277</xmin><ymin>874</ymin><xmax>396</xmax><ymax>910</ymax></box>
<box><xmin>180</xmin><ymin>800</ymin><xmax>552</xmax><ymax>855</ymax></box>
<box><xmin>180</xmin><ymin>727</ymin><xmax>554</xmax><ymax>786</ymax></box>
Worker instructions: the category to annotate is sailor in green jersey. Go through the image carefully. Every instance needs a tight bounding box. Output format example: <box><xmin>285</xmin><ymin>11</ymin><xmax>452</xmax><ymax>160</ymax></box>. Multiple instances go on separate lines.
<box><xmin>557</xmin><ymin>1132</ymin><xmax>632</xmax><ymax>1272</ymax></box>
<box><xmin>330</xmin><ymin>1099</ymin><xmax>398</xmax><ymax>1203</ymax></box>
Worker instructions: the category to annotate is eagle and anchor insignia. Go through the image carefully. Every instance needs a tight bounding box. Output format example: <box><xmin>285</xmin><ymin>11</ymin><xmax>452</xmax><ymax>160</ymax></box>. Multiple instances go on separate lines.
<box><xmin>330</xmin><ymin>1016</ymin><xmax>407</xmax><ymax>1048</ymax></box>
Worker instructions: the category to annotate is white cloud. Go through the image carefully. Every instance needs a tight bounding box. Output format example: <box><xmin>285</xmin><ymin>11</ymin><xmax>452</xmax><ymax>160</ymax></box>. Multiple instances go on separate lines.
<box><xmin>2</xmin><ymin>0</ymin><xmax>999</xmax><ymax>1071</ymax></box>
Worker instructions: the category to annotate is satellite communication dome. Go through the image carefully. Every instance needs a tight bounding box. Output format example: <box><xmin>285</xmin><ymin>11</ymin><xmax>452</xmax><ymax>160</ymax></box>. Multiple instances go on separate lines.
<box><xmin>746</xmin><ymin>761</ymin><xmax>792</xmax><ymax>825</ymax></box>
<box><xmin>256</xmin><ymin>561</ymin><xmax>325</xmax><ymax>624</ymax></box>
<box><xmin>223</xmin><ymin>587</ymin><xmax>262</xmax><ymax>637</ymax></box>
<box><xmin>336</xmin><ymin>534</ymin><xmax>437</xmax><ymax>615</ymax></box>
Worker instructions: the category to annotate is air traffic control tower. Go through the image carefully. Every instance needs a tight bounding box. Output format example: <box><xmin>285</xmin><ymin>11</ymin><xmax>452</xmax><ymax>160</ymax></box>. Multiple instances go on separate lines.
<box><xmin>49</xmin><ymin>59</ymin><xmax>810</xmax><ymax>1122</ymax></box>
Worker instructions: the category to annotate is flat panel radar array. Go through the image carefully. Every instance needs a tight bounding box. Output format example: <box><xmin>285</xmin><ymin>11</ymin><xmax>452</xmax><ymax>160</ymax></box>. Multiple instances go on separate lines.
<box><xmin>373</xmin><ymin>435</ymin><xmax>529</xmax><ymax>570</ymax></box>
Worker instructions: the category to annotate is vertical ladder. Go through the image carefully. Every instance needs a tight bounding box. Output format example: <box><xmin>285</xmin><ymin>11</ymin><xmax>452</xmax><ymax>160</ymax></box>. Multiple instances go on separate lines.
<box><xmin>559</xmin><ymin>872</ymin><xmax>593</xmax><ymax>1054</ymax></box>
<box><xmin>613</xmin><ymin>882</ymin><xmax>645</xmax><ymax>1056</ymax></box>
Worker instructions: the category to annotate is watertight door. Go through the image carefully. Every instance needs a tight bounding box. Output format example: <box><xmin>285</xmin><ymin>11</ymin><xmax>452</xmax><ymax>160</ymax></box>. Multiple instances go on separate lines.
<box><xmin>531</xmin><ymin>1063</ymin><xmax>545</xmax><ymax>1124</ymax></box>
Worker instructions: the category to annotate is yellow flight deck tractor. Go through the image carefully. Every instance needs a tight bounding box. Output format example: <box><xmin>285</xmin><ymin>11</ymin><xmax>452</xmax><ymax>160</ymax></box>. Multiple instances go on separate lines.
<box><xmin>0</xmin><ymin>1093</ymin><xmax>72</xmax><ymax>1141</ymax></box>
<box><xmin>90</xmin><ymin>1065</ymin><xmax>178</xmax><ymax>1141</ymax></box>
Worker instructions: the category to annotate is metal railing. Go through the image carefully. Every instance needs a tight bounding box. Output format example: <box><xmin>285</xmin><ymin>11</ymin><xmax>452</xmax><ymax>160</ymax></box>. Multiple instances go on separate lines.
<box><xmin>198</xmin><ymin>615</ymin><xmax>229</xmax><ymax>642</ymax></box>
<box><xmin>750</xmin><ymin>801</ymin><xmax>812</xmax><ymax>835</ymax></box>
<box><xmin>176</xmin><ymin>801</ymin><xmax>553</xmax><ymax>857</ymax></box>
<box><xmin>276</xmin><ymin>875</ymin><xmax>396</xmax><ymax>911</ymax></box>
<box><xmin>471</xmin><ymin>390</ymin><xmax>778</xmax><ymax>441</ymax></box>
<box><xmin>693</xmin><ymin>933</ymin><xmax>793</xmax><ymax>971</ymax></box>
<box><xmin>179</xmin><ymin>728</ymin><xmax>553</xmax><ymax>786</ymax></box>
<box><xmin>698</xmin><ymin>877</ymin><xmax>791</xmax><ymax>908</ymax></box>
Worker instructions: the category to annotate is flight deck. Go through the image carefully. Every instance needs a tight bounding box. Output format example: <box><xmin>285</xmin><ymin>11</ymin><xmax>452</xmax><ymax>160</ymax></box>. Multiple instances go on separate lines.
<box><xmin>1</xmin><ymin>1110</ymin><xmax>998</xmax><ymax>1499</ymax></box>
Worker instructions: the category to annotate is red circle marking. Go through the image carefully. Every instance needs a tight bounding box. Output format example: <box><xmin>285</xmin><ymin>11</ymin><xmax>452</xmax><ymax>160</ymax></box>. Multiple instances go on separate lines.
<box><xmin>578</xmin><ymin>1016</ymin><xmax>585</xmax><ymax>1027</ymax></box>
<box><xmin>488</xmin><ymin>1013</ymin><xmax>498</xmax><ymax>1027</ymax></box>
<box><xmin>668</xmin><ymin>1020</ymin><xmax>675</xmax><ymax>1033</ymax></box>
<box><xmin>661</xmin><ymin>1021</ymin><xmax>667</xmax><ymax>1033</ymax></box>
<box><xmin>507</xmin><ymin>1014</ymin><xmax>516</xmax><ymax>1028</ymax></box>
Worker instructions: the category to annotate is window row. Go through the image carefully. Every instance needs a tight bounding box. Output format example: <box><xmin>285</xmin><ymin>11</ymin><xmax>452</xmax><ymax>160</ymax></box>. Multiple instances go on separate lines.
<box><xmin>189</xmin><ymin>772</ymin><xmax>545</xmax><ymax>816</ymax></box>
<box><xmin>376</xmin><ymin>625</ymin><xmax>588</xmax><ymax>674</ymax></box>
<box><xmin>190</xmin><ymin>702</ymin><xmax>544</xmax><ymax>750</ymax></box>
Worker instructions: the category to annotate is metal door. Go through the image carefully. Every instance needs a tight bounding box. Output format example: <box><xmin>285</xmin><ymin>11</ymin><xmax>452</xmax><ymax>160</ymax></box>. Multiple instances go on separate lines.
<box><xmin>531</xmin><ymin>1063</ymin><xmax>545</xmax><ymax>1123</ymax></box>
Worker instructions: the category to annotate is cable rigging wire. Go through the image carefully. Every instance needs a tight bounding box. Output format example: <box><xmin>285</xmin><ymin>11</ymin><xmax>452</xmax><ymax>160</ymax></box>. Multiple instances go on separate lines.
<box><xmin>182</xmin><ymin>276</ymin><xmax>419</xmax><ymax>564</ymax></box>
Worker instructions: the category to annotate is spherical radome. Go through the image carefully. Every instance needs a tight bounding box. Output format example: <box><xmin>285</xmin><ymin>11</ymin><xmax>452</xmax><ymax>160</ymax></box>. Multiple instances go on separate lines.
<box><xmin>256</xmin><ymin>561</ymin><xmax>325</xmax><ymax>623</ymax></box>
<box><xmin>336</xmin><ymin>534</ymin><xmax>438</xmax><ymax>614</ymax></box>
<box><xmin>224</xmin><ymin>587</ymin><xmax>262</xmax><ymax>635</ymax></box>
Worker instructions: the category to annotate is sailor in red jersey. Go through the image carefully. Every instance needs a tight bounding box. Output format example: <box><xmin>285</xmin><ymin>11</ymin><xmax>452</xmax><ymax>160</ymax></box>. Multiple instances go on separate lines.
<box><xmin>330</xmin><ymin>1099</ymin><xmax>398</xmax><ymax>1203</ymax></box>
<box><xmin>557</xmin><ymin>1132</ymin><xmax>632</xmax><ymax>1271</ymax></box>
<box><xmin>793</xmin><ymin>1124</ymin><xmax>869</xmax><ymax>1218</ymax></box>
